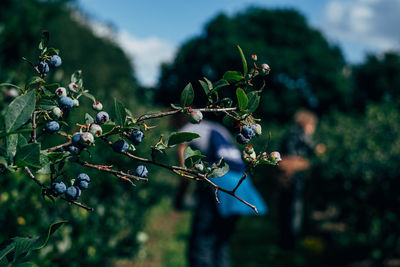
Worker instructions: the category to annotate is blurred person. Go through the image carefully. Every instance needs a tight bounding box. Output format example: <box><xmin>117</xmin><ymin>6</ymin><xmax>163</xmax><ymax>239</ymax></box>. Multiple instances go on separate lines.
<box><xmin>277</xmin><ymin>109</ymin><xmax>319</xmax><ymax>250</ymax></box>
<box><xmin>174</xmin><ymin>117</ymin><xmax>267</xmax><ymax>267</ymax></box>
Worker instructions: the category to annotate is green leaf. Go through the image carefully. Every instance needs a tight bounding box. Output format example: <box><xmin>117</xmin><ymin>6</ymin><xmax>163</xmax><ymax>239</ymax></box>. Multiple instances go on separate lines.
<box><xmin>199</xmin><ymin>78</ymin><xmax>213</xmax><ymax>96</ymax></box>
<box><xmin>168</xmin><ymin>132</ymin><xmax>200</xmax><ymax>147</ymax></box>
<box><xmin>36</xmin><ymin>99</ymin><xmax>57</xmax><ymax>111</ymax></box>
<box><xmin>209</xmin><ymin>160</ymin><xmax>230</xmax><ymax>178</ymax></box>
<box><xmin>34</xmin><ymin>221</ymin><xmax>68</xmax><ymax>251</ymax></box>
<box><xmin>14</xmin><ymin>262</ymin><xmax>35</xmax><ymax>267</ymax></box>
<box><xmin>25</xmin><ymin>76</ymin><xmax>45</xmax><ymax>91</ymax></box>
<box><xmin>38</xmin><ymin>30</ymin><xmax>49</xmax><ymax>50</ymax></box>
<box><xmin>37</xmin><ymin>153</ymin><xmax>51</xmax><ymax>175</ymax></box>
<box><xmin>47</xmin><ymin>152</ymin><xmax>68</xmax><ymax>163</ymax></box>
<box><xmin>82</xmin><ymin>92</ymin><xmax>96</xmax><ymax>102</ymax></box>
<box><xmin>247</xmin><ymin>91</ymin><xmax>260</xmax><ymax>113</ymax></box>
<box><xmin>0</xmin><ymin>239</ymin><xmax>15</xmax><ymax>262</ymax></box>
<box><xmin>113</xmin><ymin>99</ymin><xmax>126</xmax><ymax>126</ymax></box>
<box><xmin>0</xmin><ymin>83</ymin><xmax>20</xmax><ymax>89</ymax></box>
<box><xmin>101</xmin><ymin>121</ymin><xmax>116</xmax><ymax>135</ymax></box>
<box><xmin>71</xmin><ymin>70</ymin><xmax>83</xmax><ymax>88</ymax></box>
<box><xmin>15</xmin><ymin>143</ymin><xmax>41</xmax><ymax>168</ymax></box>
<box><xmin>46</xmin><ymin>47</ymin><xmax>60</xmax><ymax>55</ymax></box>
<box><xmin>223</xmin><ymin>71</ymin><xmax>243</xmax><ymax>83</ymax></box>
<box><xmin>12</xmin><ymin>236</ymin><xmax>39</xmax><ymax>262</ymax></box>
<box><xmin>236</xmin><ymin>88</ymin><xmax>248</xmax><ymax>111</ymax></box>
<box><xmin>85</xmin><ymin>113</ymin><xmax>94</xmax><ymax>125</ymax></box>
<box><xmin>237</xmin><ymin>45</ymin><xmax>248</xmax><ymax>76</ymax></box>
<box><xmin>6</xmin><ymin>134</ymin><xmax>18</xmax><ymax>161</ymax></box>
<box><xmin>210</xmin><ymin>79</ymin><xmax>229</xmax><ymax>95</ymax></box>
<box><xmin>5</xmin><ymin>91</ymin><xmax>35</xmax><ymax>133</ymax></box>
<box><xmin>180</xmin><ymin>83</ymin><xmax>194</xmax><ymax>107</ymax></box>
<box><xmin>183</xmin><ymin>146</ymin><xmax>205</xmax><ymax>168</ymax></box>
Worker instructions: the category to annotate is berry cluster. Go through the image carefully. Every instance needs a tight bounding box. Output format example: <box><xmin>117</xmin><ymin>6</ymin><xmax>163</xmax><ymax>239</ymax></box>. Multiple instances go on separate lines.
<box><xmin>236</xmin><ymin>124</ymin><xmax>262</xmax><ymax>144</ymax></box>
<box><xmin>51</xmin><ymin>173</ymin><xmax>91</xmax><ymax>201</ymax></box>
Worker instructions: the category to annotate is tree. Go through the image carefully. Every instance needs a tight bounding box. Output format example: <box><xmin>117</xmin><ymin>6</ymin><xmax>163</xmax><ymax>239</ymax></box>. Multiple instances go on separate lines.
<box><xmin>156</xmin><ymin>8</ymin><xmax>352</xmax><ymax>122</ymax></box>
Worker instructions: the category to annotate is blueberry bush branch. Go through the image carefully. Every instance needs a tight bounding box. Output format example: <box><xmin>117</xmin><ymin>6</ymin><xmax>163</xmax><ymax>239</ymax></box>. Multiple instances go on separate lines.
<box><xmin>0</xmin><ymin>31</ymin><xmax>281</xmax><ymax>213</ymax></box>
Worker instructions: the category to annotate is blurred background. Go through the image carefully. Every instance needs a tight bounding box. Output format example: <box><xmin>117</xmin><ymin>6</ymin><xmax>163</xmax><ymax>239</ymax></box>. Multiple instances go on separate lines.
<box><xmin>1</xmin><ymin>0</ymin><xmax>400</xmax><ymax>266</ymax></box>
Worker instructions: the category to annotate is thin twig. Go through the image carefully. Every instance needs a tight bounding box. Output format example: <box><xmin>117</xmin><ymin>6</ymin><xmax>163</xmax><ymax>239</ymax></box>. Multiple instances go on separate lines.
<box><xmin>232</xmin><ymin>172</ymin><xmax>247</xmax><ymax>193</ymax></box>
<box><xmin>78</xmin><ymin>161</ymin><xmax>147</xmax><ymax>182</ymax></box>
<box><xmin>46</xmin><ymin>141</ymin><xmax>72</xmax><ymax>152</ymax></box>
<box><xmin>24</xmin><ymin>166</ymin><xmax>45</xmax><ymax>187</ymax></box>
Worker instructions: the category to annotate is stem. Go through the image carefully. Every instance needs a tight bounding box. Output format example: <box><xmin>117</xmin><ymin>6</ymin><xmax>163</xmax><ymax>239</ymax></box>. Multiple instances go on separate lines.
<box><xmin>31</xmin><ymin>111</ymin><xmax>38</xmax><ymax>143</ymax></box>
<box><xmin>78</xmin><ymin>161</ymin><xmax>147</xmax><ymax>182</ymax></box>
<box><xmin>46</xmin><ymin>141</ymin><xmax>72</xmax><ymax>152</ymax></box>
<box><xmin>136</xmin><ymin>107</ymin><xmax>237</xmax><ymax>122</ymax></box>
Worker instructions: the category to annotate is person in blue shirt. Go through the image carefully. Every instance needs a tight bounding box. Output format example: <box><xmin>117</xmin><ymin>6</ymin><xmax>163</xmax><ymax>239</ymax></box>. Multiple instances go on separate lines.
<box><xmin>174</xmin><ymin>119</ymin><xmax>267</xmax><ymax>267</ymax></box>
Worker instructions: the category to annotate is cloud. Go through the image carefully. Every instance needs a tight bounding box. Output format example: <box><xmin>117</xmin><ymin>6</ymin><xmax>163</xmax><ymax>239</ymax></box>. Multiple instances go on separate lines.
<box><xmin>117</xmin><ymin>31</ymin><xmax>177</xmax><ymax>87</ymax></box>
<box><xmin>322</xmin><ymin>0</ymin><xmax>400</xmax><ymax>57</ymax></box>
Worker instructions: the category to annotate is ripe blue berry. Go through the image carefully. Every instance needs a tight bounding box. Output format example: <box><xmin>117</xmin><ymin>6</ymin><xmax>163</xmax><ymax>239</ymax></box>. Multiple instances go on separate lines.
<box><xmin>75</xmin><ymin>180</ymin><xmax>89</xmax><ymax>189</ymax></box>
<box><xmin>49</xmin><ymin>55</ymin><xmax>62</xmax><ymax>67</ymax></box>
<box><xmin>96</xmin><ymin>111</ymin><xmax>109</xmax><ymax>124</ymax></box>
<box><xmin>77</xmin><ymin>173</ymin><xmax>90</xmax><ymax>182</ymax></box>
<box><xmin>236</xmin><ymin>133</ymin><xmax>250</xmax><ymax>144</ymax></box>
<box><xmin>59</xmin><ymin>96</ymin><xmax>74</xmax><ymax>109</ymax></box>
<box><xmin>38</xmin><ymin>62</ymin><xmax>49</xmax><ymax>73</ymax></box>
<box><xmin>45</xmin><ymin>121</ymin><xmax>60</xmax><ymax>133</ymax></box>
<box><xmin>241</xmin><ymin>126</ymin><xmax>255</xmax><ymax>139</ymax></box>
<box><xmin>71</xmin><ymin>132</ymin><xmax>82</xmax><ymax>146</ymax></box>
<box><xmin>129</xmin><ymin>130</ymin><xmax>144</xmax><ymax>145</ymax></box>
<box><xmin>65</xmin><ymin>186</ymin><xmax>81</xmax><ymax>200</ymax></box>
<box><xmin>52</xmin><ymin>181</ymin><xmax>66</xmax><ymax>195</ymax></box>
<box><xmin>135</xmin><ymin>165</ymin><xmax>148</xmax><ymax>178</ymax></box>
<box><xmin>112</xmin><ymin>139</ymin><xmax>129</xmax><ymax>153</ymax></box>
<box><xmin>75</xmin><ymin>173</ymin><xmax>90</xmax><ymax>190</ymax></box>
<box><xmin>67</xmin><ymin>145</ymin><xmax>79</xmax><ymax>155</ymax></box>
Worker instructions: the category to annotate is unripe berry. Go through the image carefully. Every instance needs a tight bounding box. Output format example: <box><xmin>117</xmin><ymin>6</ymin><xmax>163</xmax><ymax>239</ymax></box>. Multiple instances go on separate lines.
<box><xmin>52</xmin><ymin>181</ymin><xmax>66</xmax><ymax>195</ymax></box>
<box><xmin>59</xmin><ymin>96</ymin><xmax>74</xmax><ymax>109</ymax></box>
<box><xmin>49</xmin><ymin>55</ymin><xmax>62</xmax><ymax>67</ymax></box>
<box><xmin>38</xmin><ymin>62</ymin><xmax>49</xmax><ymax>74</ymax></box>
<box><xmin>73</xmin><ymin>99</ymin><xmax>79</xmax><ymax>107</ymax></box>
<box><xmin>92</xmin><ymin>100</ymin><xmax>103</xmax><ymax>111</ymax></box>
<box><xmin>194</xmin><ymin>163</ymin><xmax>204</xmax><ymax>172</ymax></box>
<box><xmin>112</xmin><ymin>139</ymin><xmax>129</xmax><ymax>153</ymax></box>
<box><xmin>135</xmin><ymin>165</ymin><xmax>149</xmax><ymax>178</ymax></box>
<box><xmin>189</xmin><ymin>110</ymin><xmax>203</xmax><ymax>124</ymax></box>
<box><xmin>129</xmin><ymin>129</ymin><xmax>144</xmax><ymax>145</ymax></box>
<box><xmin>65</xmin><ymin>186</ymin><xmax>81</xmax><ymax>200</ymax></box>
<box><xmin>68</xmin><ymin>82</ymin><xmax>79</xmax><ymax>93</ymax></box>
<box><xmin>52</xmin><ymin>107</ymin><xmax>63</xmax><ymax>118</ymax></box>
<box><xmin>5</xmin><ymin>89</ymin><xmax>19</xmax><ymax>101</ymax></box>
<box><xmin>96</xmin><ymin>111</ymin><xmax>110</xmax><ymax>124</ymax></box>
<box><xmin>55</xmin><ymin>87</ymin><xmax>67</xmax><ymax>98</ymax></box>
<box><xmin>244</xmin><ymin>145</ymin><xmax>255</xmax><ymax>155</ymax></box>
<box><xmin>269</xmin><ymin>151</ymin><xmax>281</xmax><ymax>164</ymax></box>
<box><xmin>241</xmin><ymin>126</ymin><xmax>255</xmax><ymax>139</ymax></box>
<box><xmin>261</xmin><ymin>63</ymin><xmax>271</xmax><ymax>75</ymax></box>
<box><xmin>251</xmin><ymin>54</ymin><xmax>258</xmax><ymax>61</ymax></box>
<box><xmin>45</xmin><ymin>121</ymin><xmax>60</xmax><ymax>133</ymax></box>
<box><xmin>89</xmin><ymin>124</ymin><xmax>102</xmax><ymax>137</ymax></box>
<box><xmin>251</xmin><ymin>124</ymin><xmax>262</xmax><ymax>136</ymax></box>
<box><xmin>236</xmin><ymin>133</ymin><xmax>250</xmax><ymax>144</ymax></box>
<box><xmin>80</xmin><ymin>132</ymin><xmax>94</xmax><ymax>145</ymax></box>
<box><xmin>242</xmin><ymin>150</ymin><xmax>256</xmax><ymax>163</ymax></box>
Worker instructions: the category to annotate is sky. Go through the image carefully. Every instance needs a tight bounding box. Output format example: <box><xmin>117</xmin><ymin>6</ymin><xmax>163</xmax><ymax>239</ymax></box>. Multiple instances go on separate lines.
<box><xmin>78</xmin><ymin>0</ymin><xmax>400</xmax><ymax>87</ymax></box>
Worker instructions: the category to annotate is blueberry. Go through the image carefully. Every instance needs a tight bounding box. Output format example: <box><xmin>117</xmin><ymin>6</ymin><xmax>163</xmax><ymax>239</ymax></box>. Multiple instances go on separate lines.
<box><xmin>129</xmin><ymin>130</ymin><xmax>144</xmax><ymax>145</ymax></box>
<box><xmin>241</xmin><ymin>126</ymin><xmax>255</xmax><ymax>139</ymax></box>
<box><xmin>73</xmin><ymin>99</ymin><xmax>79</xmax><ymax>107</ymax></box>
<box><xmin>96</xmin><ymin>111</ymin><xmax>110</xmax><ymax>124</ymax></box>
<box><xmin>236</xmin><ymin>133</ymin><xmax>250</xmax><ymax>144</ymax></box>
<box><xmin>59</xmin><ymin>96</ymin><xmax>74</xmax><ymax>109</ymax></box>
<box><xmin>92</xmin><ymin>100</ymin><xmax>103</xmax><ymax>111</ymax></box>
<box><xmin>75</xmin><ymin>180</ymin><xmax>89</xmax><ymax>189</ymax></box>
<box><xmin>52</xmin><ymin>181</ymin><xmax>66</xmax><ymax>195</ymax></box>
<box><xmin>89</xmin><ymin>124</ymin><xmax>102</xmax><ymax>137</ymax></box>
<box><xmin>80</xmin><ymin>132</ymin><xmax>94</xmax><ymax>145</ymax></box>
<box><xmin>65</xmin><ymin>186</ymin><xmax>81</xmax><ymax>200</ymax></box>
<box><xmin>45</xmin><ymin>121</ymin><xmax>60</xmax><ymax>133</ymax></box>
<box><xmin>49</xmin><ymin>55</ymin><xmax>62</xmax><ymax>67</ymax></box>
<box><xmin>68</xmin><ymin>82</ymin><xmax>79</xmax><ymax>93</ymax></box>
<box><xmin>71</xmin><ymin>132</ymin><xmax>82</xmax><ymax>146</ymax></box>
<box><xmin>52</xmin><ymin>107</ymin><xmax>63</xmax><ymax>118</ymax></box>
<box><xmin>77</xmin><ymin>173</ymin><xmax>90</xmax><ymax>182</ymax></box>
<box><xmin>38</xmin><ymin>61</ymin><xmax>49</xmax><ymax>74</ymax></box>
<box><xmin>189</xmin><ymin>110</ymin><xmax>203</xmax><ymax>124</ymax></box>
<box><xmin>269</xmin><ymin>151</ymin><xmax>281</xmax><ymax>164</ymax></box>
<box><xmin>251</xmin><ymin>124</ymin><xmax>262</xmax><ymax>136</ymax></box>
<box><xmin>112</xmin><ymin>139</ymin><xmax>129</xmax><ymax>153</ymax></box>
<box><xmin>135</xmin><ymin>165</ymin><xmax>148</xmax><ymax>178</ymax></box>
<box><xmin>67</xmin><ymin>145</ymin><xmax>80</xmax><ymax>155</ymax></box>
<box><xmin>55</xmin><ymin>87</ymin><xmax>67</xmax><ymax>98</ymax></box>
